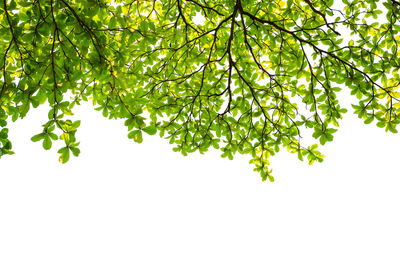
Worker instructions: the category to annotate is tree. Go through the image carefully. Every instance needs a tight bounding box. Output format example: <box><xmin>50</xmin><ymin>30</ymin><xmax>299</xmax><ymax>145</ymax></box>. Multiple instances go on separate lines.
<box><xmin>0</xmin><ymin>0</ymin><xmax>399</xmax><ymax>181</ymax></box>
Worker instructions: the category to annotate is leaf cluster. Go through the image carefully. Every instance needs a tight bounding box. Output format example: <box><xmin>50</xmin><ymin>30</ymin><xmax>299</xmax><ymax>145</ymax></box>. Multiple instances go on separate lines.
<box><xmin>1</xmin><ymin>0</ymin><xmax>400</xmax><ymax>180</ymax></box>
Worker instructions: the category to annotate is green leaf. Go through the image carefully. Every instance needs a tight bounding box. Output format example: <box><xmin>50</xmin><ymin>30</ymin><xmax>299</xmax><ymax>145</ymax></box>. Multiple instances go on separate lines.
<box><xmin>128</xmin><ymin>130</ymin><xmax>139</xmax><ymax>139</ymax></box>
<box><xmin>320</xmin><ymin>135</ymin><xmax>327</xmax><ymax>145</ymax></box>
<box><xmin>134</xmin><ymin>131</ymin><xmax>143</xmax><ymax>143</ymax></box>
<box><xmin>142</xmin><ymin>125</ymin><xmax>157</xmax><ymax>135</ymax></box>
<box><xmin>48</xmin><ymin>133</ymin><xmax>58</xmax><ymax>140</ymax></box>
<box><xmin>70</xmin><ymin>146</ymin><xmax>80</xmax><ymax>157</ymax></box>
<box><xmin>128</xmin><ymin>130</ymin><xmax>143</xmax><ymax>143</ymax></box>
<box><xmin>58</xmin><ymin>147</ymin><xmax>70</xmax><ymax>164</ymax></box>
<box><xmin>42</xmin><ymin>136</ymin><xmax>52</xmax><ymax>150</ymax></box>
<box><xmin>386</xmin><ymin>123</ymin><xmax>398</xmax><ymax>133</ymax></box>
<box><xmin>376</xmin><ymin>121</ymin><xmax>386</xmax><ymax>128</ymax></box>
<box><xmin>31</xmin><ymin>133</ymin><xmax>45</xmax><ymax>142</ymax></box>
<box><xmin>364</xmin><ymin>116</ymin><xmax>374</xmax><ymax>124</ymax></box>
<box><xmin>71</xmin><ymin>120</ymin><xmax>81</xmax><ymax>130</ymax></box>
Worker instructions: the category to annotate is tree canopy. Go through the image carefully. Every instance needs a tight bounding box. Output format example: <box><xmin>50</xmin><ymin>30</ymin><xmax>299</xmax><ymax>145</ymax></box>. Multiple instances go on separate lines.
<box><xmin>1</xmin><ymin>0</ymin><xmax>400</xmax><ymax>181</ymax></box>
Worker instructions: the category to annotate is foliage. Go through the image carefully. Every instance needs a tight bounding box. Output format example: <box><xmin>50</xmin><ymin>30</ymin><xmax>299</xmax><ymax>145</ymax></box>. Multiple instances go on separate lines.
<box><xmin>1</xmin><ymin>0</ymin><xmax>400</xmax><ymax>181</ymax></box>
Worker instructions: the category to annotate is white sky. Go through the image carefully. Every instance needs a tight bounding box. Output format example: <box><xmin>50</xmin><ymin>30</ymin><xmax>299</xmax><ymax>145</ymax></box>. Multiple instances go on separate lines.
<box><xmin>1</xmin><ymin>2</ymin><xmax>400</xmax><ymax>266</ymax></box>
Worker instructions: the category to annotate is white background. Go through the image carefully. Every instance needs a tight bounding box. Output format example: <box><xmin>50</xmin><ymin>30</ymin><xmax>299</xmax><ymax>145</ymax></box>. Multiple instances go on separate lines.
<box><xmin>1</xmin><ymin>97</ymin><xmax>400</xmax><ymax>267</ymax></box>
<box><xmin>1</xmin><ymin>2</ymin><xmax>400</xmax><ymax>266</ymax></box>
